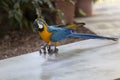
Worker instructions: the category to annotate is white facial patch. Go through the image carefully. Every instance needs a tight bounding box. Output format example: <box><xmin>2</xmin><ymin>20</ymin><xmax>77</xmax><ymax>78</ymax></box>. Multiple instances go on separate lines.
<box><xmin>38</xmin><ymin>23</ymin><xmax>43</xmax><ymax>29</ymax></box>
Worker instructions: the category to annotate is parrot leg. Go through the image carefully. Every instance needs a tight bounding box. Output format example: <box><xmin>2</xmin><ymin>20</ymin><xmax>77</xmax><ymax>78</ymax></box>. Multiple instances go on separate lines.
<box><xmin>47</xmin><ymin>45</ymin><xmax>59</xmax><ymax>55</ymax></box>
<box><xmin>53</xmin><ymin>46</ymin><xmax>59</xmax><ymax>54</ymax></box>
<box><xmin>39</xmin><ymin>44</ymin><xmax>48</xmax><ymax>55</ymax></box>
<box><xmin>52</xmin><ymin>42</ymin><xmax>59</xmax><ymax>55</ymax></box>
<box><xmin>47</xmin><ymin>45</ymin><xmax>58</xmax><ymax>55</ymax></box>
<box><xmin>47</xmin><ymin>45</ymin><xmax>54</xmax><ymax>55</ymax></box>
<box><xmin>39</xmin><ymin>44</ymin><xmax>59</xmax><ymax>55</ymax></box>
<box><xmin>48</xmin><ymin>45</ymin><xmax>52</xmax><ymax>52</ymax></box>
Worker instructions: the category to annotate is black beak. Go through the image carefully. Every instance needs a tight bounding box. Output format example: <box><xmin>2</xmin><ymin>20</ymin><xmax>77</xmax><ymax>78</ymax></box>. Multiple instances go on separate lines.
<box><xmin>33</xmin><ymin>21</ymin><xmax>39</xmax><ymax>30</ymax></box>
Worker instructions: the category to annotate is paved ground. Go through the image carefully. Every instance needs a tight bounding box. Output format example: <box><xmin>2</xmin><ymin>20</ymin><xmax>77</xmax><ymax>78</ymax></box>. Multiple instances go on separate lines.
<box><xmin>1</xmin><ymin>1</ymin><xmax>120</xmax><ymax>80</ymax></box>
<box><xmin>75</xmin><ymin>2</ymin><xmax>120</xmax><ymax>37</ymax></box>
<box><xmin>0</xmin><ymin>39</ymin><xmax>119</xmax><ymax>80</ymax></box>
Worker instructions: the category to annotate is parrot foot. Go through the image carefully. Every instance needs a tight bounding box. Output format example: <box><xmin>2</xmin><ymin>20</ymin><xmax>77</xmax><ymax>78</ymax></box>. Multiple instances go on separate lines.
<box><xmin>54</xmin><ymin>47</ymin><xmax>59</xmax><ymax>53</ymax></box>
<box><xmin>47</xmin><ymin>46</ymin><xmax>59</xmax><ymax>55</ymax></box>
<box><xmin>39</xmin><ymin>46</ymin><xmax>48</xmax><ymax>55</ymax></box>
<box><xmin>53</xmin><ymin>47</ymin><xmax>59</xmax><ymax>56</ymax></box>
<box><xmin>39</xmin><ymin>45</ymin><xmax>59</xmax><ymax>56</ymax></box>
<box><xmin>47</xmin><ymin>45</ymin><xmax>54</xmax><ymax>55</ymax></box>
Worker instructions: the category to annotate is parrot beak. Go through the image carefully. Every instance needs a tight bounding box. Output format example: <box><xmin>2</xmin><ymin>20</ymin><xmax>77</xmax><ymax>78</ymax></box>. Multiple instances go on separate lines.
<box><xmin>33</xmin><ymin>20</ymin><xmax>39</xmax><ymax>31</ymax></box>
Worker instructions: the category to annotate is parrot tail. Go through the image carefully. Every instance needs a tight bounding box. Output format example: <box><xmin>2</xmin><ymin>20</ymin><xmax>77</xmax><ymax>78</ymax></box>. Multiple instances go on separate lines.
<box><xmin>68</xmin><ymin>33</ymin><xmax>118</xmax><ymax>41</ymax></box>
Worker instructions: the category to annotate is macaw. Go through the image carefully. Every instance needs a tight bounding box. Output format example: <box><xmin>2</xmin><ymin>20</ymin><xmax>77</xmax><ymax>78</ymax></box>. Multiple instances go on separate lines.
<box><xmin>33</xmin><ymin>18</ymin><xmax>118</xmax><ymax>55</ymax></box>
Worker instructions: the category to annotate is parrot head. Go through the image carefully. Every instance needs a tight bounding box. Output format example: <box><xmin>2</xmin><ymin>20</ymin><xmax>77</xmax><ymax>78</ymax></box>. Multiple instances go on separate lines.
<box><xmin>33</xmin><ymin>17</ymin><xmax>47</xmax><ymax>32</ymax></box>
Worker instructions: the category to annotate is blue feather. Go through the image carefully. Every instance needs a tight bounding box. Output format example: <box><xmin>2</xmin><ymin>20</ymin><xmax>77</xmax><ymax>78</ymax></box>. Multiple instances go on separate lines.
<box><xmin>47</xmin><ymin>26</ymin><xmax>118</xmax><ymax>42</ymax></box>
<box><xmin>68</xmin><ymin>33</ymin><xmax>108</xmax><ymax>39</ymax></box>
<box><xmin>49</xmin><ymin>26</ymin><xmax>72</xmax><ymax>42</ymax></box>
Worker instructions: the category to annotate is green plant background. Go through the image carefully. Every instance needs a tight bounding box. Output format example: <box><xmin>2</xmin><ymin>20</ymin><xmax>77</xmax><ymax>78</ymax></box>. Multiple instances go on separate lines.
<box><xmin>0</xmin><ymin>0</ymin><xmax>64</xmax><ymax>37</ymax></box>
<box><xmin>0</xmin><ymin>0</ymin><xmax>98</xmax><ymax>37</ymax></box>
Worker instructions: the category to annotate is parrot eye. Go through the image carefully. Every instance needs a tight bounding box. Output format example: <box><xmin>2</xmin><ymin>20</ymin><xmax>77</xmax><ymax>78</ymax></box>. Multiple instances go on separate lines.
<box><xmin>38</xmin><ymin>23</ymin><xmax>43</xmax><ymax>29</ymax></box>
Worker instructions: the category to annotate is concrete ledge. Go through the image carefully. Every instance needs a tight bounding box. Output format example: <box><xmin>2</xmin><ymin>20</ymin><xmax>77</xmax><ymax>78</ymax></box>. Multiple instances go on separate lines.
<box><xmin>0</xmin><ymin>39</ymin><xmax>119</xmax><ymax>80</ymax></box>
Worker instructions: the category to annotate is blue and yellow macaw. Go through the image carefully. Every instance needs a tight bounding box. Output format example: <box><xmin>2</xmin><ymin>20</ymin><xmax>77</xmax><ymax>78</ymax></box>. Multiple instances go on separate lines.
<box><xmin>33</xmin><ymin>18</ymin><xmax>118</xmax><ymax>55</ymax></box>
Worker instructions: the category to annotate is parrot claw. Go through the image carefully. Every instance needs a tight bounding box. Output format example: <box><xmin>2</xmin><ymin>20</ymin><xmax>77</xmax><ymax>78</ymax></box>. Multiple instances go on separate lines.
<box><xmin>39</xmin><ymin>46</ymin><xmax>48</xmax><ymax>55</ymax></box>
<box><xmin>47</xmin><ymin>46</ymin><xmax>59</xmax><ymax>55</ymax></box>
<box><xmin>39</xmin><ymin>45</ymin><xmax>59</xmax><ymax>56</ymax></box>
<box><xmin>53</xmin><ymin>48</ymin><xmax>59</xmax><ymax>56</ymax></box>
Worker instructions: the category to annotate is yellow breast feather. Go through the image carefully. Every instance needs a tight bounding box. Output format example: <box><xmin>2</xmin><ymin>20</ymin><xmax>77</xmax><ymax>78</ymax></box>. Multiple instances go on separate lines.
<box><xmin>38</xmin><ymin>24</ymin><xmax>52</xmax><ymax>43</ymax></box>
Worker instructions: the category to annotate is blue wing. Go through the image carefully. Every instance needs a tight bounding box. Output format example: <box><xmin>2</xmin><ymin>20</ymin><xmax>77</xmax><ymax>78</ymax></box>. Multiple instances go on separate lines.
<box><xmin>48</xmin><ymin>25</ymin><xmax>72</xmax><ymax>42</ymax></box>
<box><xmin>47</xmin><ymin>26</ymin><xmax>118</xmax><ymax>42</ymax></box>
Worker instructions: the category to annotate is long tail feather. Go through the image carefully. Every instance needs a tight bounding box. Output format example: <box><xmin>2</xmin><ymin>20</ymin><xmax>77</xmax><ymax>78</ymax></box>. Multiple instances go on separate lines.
<box><xmin>68</xmin><ymin>33</ymin><xmax>118</xmax><ymax>41</ymax></box>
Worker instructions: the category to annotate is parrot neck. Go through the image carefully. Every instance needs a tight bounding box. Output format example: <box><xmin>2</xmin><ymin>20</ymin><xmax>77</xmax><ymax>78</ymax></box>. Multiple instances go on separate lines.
<box><xmin>38</xmin><ymin>24</ymin><xmax>52</xmax><ymax>43</ymax></box>
<box><xmin>43</xmin><ymin>24</ymin><xmax>49</xmax><ymax>32</ymax></box>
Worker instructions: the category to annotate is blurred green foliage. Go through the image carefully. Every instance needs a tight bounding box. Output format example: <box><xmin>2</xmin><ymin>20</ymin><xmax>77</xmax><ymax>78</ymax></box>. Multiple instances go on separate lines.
<box><xmin>0</xmin><ymin>0</ymin><xmax>62</xmax><ymax>31</ymax></box>
<box><xmin>0</xmin><ymin>0</ymin><xmax>33</xmax><ymax>30</ymax></box>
